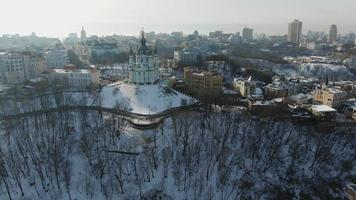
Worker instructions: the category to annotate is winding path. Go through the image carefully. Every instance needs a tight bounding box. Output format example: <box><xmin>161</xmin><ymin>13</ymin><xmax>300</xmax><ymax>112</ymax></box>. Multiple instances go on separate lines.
<box><xmin>0</xmin><ymin>103</ymin><xmax>203</xmax><ymax>128</ymax></box>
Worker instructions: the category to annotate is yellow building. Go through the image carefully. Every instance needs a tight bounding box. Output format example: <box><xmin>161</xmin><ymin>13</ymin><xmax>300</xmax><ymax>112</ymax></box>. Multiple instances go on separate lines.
<box><xmin>313</xmin><ymin>85</ymin><xmax>347</xmax><ymax>108</ymax></box>
<box><xmin>184</xmin><ymin>67</ymin><xmax>223</xmax><ymax>98</ymax></box>
<box><xmin>234</xmin><ymin>77</ymin><xmax>256</xmax><ymax>97</ymax></box>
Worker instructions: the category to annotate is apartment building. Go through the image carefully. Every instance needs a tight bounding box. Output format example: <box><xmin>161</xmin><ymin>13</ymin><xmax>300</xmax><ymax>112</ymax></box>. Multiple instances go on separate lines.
<box><xmin>0</xmin><ymin>52</ymin><xmax>47</xmax><ymax>84</ymax></box>
<box><xmin>313</xmin><ymin>85</ymin><xmax>348</xmax><ymax>108</ymax></box>
<box><xmin>184</xmin><ymin>67</ymin><xmax>223</xmax><ymax>98</ymax></box>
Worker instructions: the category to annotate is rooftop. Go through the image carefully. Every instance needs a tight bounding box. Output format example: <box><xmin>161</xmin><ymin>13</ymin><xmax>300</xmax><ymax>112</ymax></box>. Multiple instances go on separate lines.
<box><xmin>53</xmin><ymin>69</ymin><xmax>97</xmax><ymax>74</ymax></box>
<box><xmin>311</xmin><ymin>105</ymin><xmax>336</xmax><ymax>112</ymax></box>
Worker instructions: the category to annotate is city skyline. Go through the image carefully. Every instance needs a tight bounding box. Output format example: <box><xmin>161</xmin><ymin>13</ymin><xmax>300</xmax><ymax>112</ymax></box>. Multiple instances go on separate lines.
<box><xmin>0</xmin><ymin>0</ymin><xmax>355</xmax><ymax>37</ymax></box>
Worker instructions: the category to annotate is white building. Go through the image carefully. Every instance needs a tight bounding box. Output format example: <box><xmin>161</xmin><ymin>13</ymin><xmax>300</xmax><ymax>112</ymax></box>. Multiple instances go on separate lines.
<box><xmin>128</xmin><ymin>31</ymin><xmax>160</xmax><ymax>85</ymax></box>
<box><xmin>51</xmin><ymin>69</ymin><xmax>99</xmax><ymax>88</ymax></box>
<box><xmin>44</xmin><ymin>49</ymin><xmax>69</xmax><ymax>68</ymax></box>
<box><xmin>310</xmin><ymin>105</ymin><xmax>336</xmax><ymax>119</ymax></box>
<box><xmin>288</xmin><ymin>19</ymin><xmax>303</xmax><ymax>44</ymax></box>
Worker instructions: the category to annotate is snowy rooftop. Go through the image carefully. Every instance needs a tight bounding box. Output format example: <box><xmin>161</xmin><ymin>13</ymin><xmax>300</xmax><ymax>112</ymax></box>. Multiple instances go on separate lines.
<box><xmin>53</xmin><ymin>69</ymin><xmax>96</xmax><ymax>74</ymax></box>
<box><xmin>100</xmin><ymin>83</ymin><xmax>197</xmax><ymax>115</ymax></box>
<box><xmin>311</xmin><ymin>105</ymin><xmax>336</xmax><ymax>112</ymax></box>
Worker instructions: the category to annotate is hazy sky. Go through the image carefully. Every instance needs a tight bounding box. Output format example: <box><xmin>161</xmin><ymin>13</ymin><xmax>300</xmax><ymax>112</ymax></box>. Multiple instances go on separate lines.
<box><xmin>0</xmin><ymin>0</ymin><xmax>355</xmax><ymax>37</ymax></box>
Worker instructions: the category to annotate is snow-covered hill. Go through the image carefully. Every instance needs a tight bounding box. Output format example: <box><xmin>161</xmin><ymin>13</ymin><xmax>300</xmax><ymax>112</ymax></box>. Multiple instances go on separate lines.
<box><xmin>100</xmin><ymin>83</ymin><xmax>196</xmax><ymax>114</ymax></box>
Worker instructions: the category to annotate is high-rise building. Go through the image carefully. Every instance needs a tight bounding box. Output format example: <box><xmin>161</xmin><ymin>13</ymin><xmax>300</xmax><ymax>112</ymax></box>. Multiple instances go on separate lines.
<box><xmin>288</xmin><ymin>19</ymin><xmax>303</xmax><ymax>44</ymax></box>
<box><xmin>242</xmin><ymin>27</ymin><xmax>253</xmax><ymax>40</ymax></box>
<box><xmin>329</xmin><ymin>24</ymin><xmax>338</xmax><ymax>43</ymax></box>
<box><xmin>80</xmin><ymin>26</ymin><xmax>87</xmax><ymax>41</ymax></box>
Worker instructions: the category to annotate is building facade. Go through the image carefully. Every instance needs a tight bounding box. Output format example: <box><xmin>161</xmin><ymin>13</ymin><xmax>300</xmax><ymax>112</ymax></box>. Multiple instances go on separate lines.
<box><xmin>184</xmin><ymin>67</ymin><xmax>223</xmax><ymax>98</ymax></box>
<box><xmin>313</xmin><ymin>85</ymin><xmax>348</xmax><ymax>108</ymax></box>
<box><xmin>288</xmin><ymin>19</ymin><xmax>303</xmax><ymax>44</ymax></box>
<box><xmin>0</xmin><ymin>52</ymin><xmax>47</xmax><ymax>84</ymax></box>
<box><xmin>23</xmin><ymin>52</ymin><xmax>47</xmax><ymax>79</ymax></box>
<box><xmin>44</xmin><ymin>49</ymin><xmax>69</xmax><ymax>68</ymax></box>
<box><xmin>128</xmin><ymin>31</ymin><xmax>160</xmax><ymax>85</ymax></box>
<box><xmin>0</xmin><ymin>52</ymin><xmax>26</xmax><ymax>84</ymax></box>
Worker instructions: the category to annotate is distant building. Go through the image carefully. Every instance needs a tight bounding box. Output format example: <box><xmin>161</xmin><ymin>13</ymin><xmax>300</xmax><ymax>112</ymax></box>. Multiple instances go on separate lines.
<box><xmin>328</xmin><ymin>24</ymin><xmax>338</xmax><ymax>43</ymax></box>
<box><xmin>313</xmin><ymin>85</ymin><xmax>348</xmax><ymax>108</ymax></box>
<box><xmin>207</xmin><ymin>60</ymin><xmax>228</xmax><ymax>71</ymax></box>
<box><xmin>44</xmin><ymin>49</ymin><xmax>69</xmax><ymax>68</ymax></box>
<box><xmin>346</xmin><ymin>33</ymin><xmax>356</xmax><ymax>45</ymax></box>
<box><xmin>288</xmin><ymin>19</ymin><xmax>303</xmax><ymax>44</ymax></box>
<box><xmin>51</xmin><ymin>68</ymin><xmax>99</xmax><ymax>88</ymax></box>
<box><xmin>242</xmin><ymin>27</ymin><xmax>253</xmax><ymax>40</ymax></box>
<box><xmin>231</xmin><ymin>32</ymin><xmax>241</xmax><ymax>43</ymax></box>
<box><xmin>209</xmin><ymin>31</ymin><xmax>224</xmax><ymax>38</ymax></box>
<box><xmin>68</xmin><ymin>33</ymin><xmax>78</xmax><ymax>40</ymax></box>
<box><xmin>128</xmin><ymin>31</ymin><xmax>160</xmax><ymax>85</ymax></box>
<box><xmin>80</xmin><ymin>26</ymin><xmax>87</xmax><ymax>41</ymax></box>
<box><xmin>269</xmin><ymin>35</ymin><xmax>288</xmax><ymax>43</ymax></box>
<box><xmin>171</xmin><ymin>32</ymin><xmax>184</xmax><ymax>40</ymax></box>
<box><xmin>174</xmin><ymin>48</ymin><xmax>207</xmax><ymax>65</ymax></box>
<box><xmin>89</xmin><ymin>41</ymin><xmax>121</xmax><ymax>56</ymax></box>
<box><xmin>184</xmin><ymin>67</ymin><xmax>223</xmax><ymax>98</ymax></box>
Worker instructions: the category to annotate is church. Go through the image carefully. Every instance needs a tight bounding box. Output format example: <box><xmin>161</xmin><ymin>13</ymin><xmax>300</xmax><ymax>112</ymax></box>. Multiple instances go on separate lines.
<box><xmin>128</xmin><ymin>31</ymin><xmax>160</xmax><ymax>85</ymax></box>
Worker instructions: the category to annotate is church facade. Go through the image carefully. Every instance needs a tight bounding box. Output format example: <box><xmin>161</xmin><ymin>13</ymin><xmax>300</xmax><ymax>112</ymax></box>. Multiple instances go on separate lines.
<box><xmin>129</xmin><ymin>31</ymin><xmax>160</xmax><ymax>84</ymax></box>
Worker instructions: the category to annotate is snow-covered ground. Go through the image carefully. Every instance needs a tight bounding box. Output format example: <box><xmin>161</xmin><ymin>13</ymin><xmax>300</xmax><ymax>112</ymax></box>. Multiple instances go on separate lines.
<box><xmin>100</xmin><ymin>83</ymin><xmax>196</xmax><ymax>115</ymax></box>
<box><xmin>0</xmin><ymin>110</ymin><xmax>354</xmax><ymax>200</ymax></box>
<box><xmin>0</xmin><ymin>83</ymin><xmax>197</xmax><ymax>116</ymax></box>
